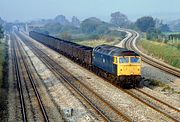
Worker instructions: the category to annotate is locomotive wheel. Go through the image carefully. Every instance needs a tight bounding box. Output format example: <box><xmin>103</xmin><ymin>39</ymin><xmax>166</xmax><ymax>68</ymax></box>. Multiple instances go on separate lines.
<box><xmin>119</xmin><ymin>81</ymin><xmax>124</xmax><ymax>87</ymax></box>
<box><xmin>137</xmin><ymin>80</ymin><xmax>143</xmax><ymax>88</ymax></box>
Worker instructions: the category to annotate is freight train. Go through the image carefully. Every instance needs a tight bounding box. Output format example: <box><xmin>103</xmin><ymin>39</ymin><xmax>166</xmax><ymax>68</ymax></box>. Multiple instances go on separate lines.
<box><xmin>29</xmin><ymin>31</ymin><xmax>142</xmax><ymax>87</ymax></box>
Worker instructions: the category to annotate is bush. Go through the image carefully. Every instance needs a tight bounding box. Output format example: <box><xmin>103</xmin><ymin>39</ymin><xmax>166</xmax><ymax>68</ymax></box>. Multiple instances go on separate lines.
<box><xmin>0</xmin><ymin>25</ymin><xmax>4</xmax><ymax>39</ymax></box>
<box><xmin>149</xmin><ymin>79</ymin><xmax>165</xmax><ymax>87</ymax></box>
<box><xmin>146</xmin><ymin>28</ymin><xmax>161</xmax><ymax>40</ymax></box>
<box><xmin>88</xmin><ymin>34</ymin><xmax>100</xmax><ymax>40</ymax></box>
<box><xmin>164</xmin><ymin>39</ymin><xmax>168</xmax><ymax>44</ymax></box>
<box><xmin>106</xmin><ymin>37</ymin><xmax>115</xmax><ymax>42</ymax></box>
<box><xmin>177</xmin><ymin>44</ymin><xmax>180</xmax><ymax>50</ymax></box>
<box><xmin>60</xmin><ymin>32</ymin><xmax>72</xmax><ymax>40</ymax></box>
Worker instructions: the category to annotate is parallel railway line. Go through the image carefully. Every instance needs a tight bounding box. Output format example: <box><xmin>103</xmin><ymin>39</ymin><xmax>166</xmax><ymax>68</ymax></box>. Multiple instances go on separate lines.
<box><xmin>11</xmin><ymin>34</ymin><xmax>27</xmax><ymax>122</ymax></box>
<box><xmin>122</xmin><ymin>88</ymin><xmax>180</xmax><ymax>122</ymax></box>
<box><xmin>11</xmin><ymin>34</ymin><xmax>49</xmax><ymax>122</ymax></box>
<box><xmin>135</xmin><ymin>88</ymin><xmax>180</xmax><ymax>113</ymax></box>
<box><xmin>17</xmin><ymin>32</ymin><xmax>132</xmax><ymax>122</ymax></box>
<box><xmin>122</xmin><ymin>29</ymin><xmax>180</xmax><ymax>121</ymax></box>
<box><xmin>123</xmin><ymin>29</ymin><xmax>180</xmax><ymax>77</ymax></box>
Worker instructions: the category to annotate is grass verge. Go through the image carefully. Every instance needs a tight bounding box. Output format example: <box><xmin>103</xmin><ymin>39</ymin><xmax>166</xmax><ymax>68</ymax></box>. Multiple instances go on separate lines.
<box><xmin>76</xmin><ymin>38</ymin><xmax>120</xmax><ymax>47</ymax></box>
<box><xmin>0</xmin><ymin>39</ymin><xmax>9</xmax><ymax>121</ymax></box>
<box><xmin>138</xmin><ymin>39</ymin><xmax>180</xmax><ymax>68</ymax></box>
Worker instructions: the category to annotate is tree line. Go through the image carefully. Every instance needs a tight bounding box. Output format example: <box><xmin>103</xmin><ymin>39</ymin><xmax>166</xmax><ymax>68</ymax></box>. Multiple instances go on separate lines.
<box><xmin>30</xmin><ymin>11</ymin><xmax>171</xmax><ymax>41</ymax></box>
<box><xmin>0</xmin><ymin>25</ymin><xmax>4</xmax><ymax>39</ymax></box>
<box><xmin>109</xmin><ymin>12</ymin><xmax>170</xmax><ymax>40</ymax></box>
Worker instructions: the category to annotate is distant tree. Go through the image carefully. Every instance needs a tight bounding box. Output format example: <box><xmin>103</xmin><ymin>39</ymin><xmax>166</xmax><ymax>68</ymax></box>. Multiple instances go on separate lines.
<box><xmin>60</xmin><ymin>32</ymin><xmax>72</xmax><ymax>40</ymax></box>
<box><xmin>96</xmin><ymin>24</ymin><xmax>108</xmax><ymax>34</ymax></box>
<box><xmin>61</xmin><ymin>25</ymin><xmax>79</xmax><ymax>33</ymax></box>
<box><xmin>4</xmin><ymin>23</ymin><xmax>14</xmax><ymax>32</ymax></box>
<box><xmin>107</xmin><ymin>30</ymin><xmax>126</xmax><ymax>38</ymax></box>
<box><xmin>154</xmin><ymin>18</ymin><xmax>163</xmax><ymax>29</ymax></box>
<box><xmin>43</xmin><ymin>23</ymin><xmax>63</xmax><ymax>34</ymax></box>
<box><xmin>159</xmin><ymin>24</ymin><xmax>170</xmax><ymax>32</ymax></box>
<box><xmin>146</xmin><ymin>27</ymin><xmax>161</xmax><ymax>40</ymax></box>
<box><xmin>154</xmin><ymin>18</ymin><xmax>170</xmax><ymax>32</ymax></box>
<box><xmin>177</xmin><ymin>44</ymin><xmax>180</xmax><ymax>50</ymax></box>
<box><xmin>71</xmin><ymin>16</ymin><xmax>80</xmax><ymax>27</ymax></box>
<box><xmin>0</xmin><ymin>25</ymin><xmax>4</xmax><ymax>39</ymax></box>
<box><xmin>81</xmin><ymin>17</ymin><xmax>101</xmax><ymax>33</ymax></box>
<box><xmin>168</xmin><ymin>19</ymin><xmax>180</xmax><ymax>32</ymax></box>
<box><xmin>54</xmin><ymin>15</ymin><xmax>70</xmax><ymax>25</ymax></box>
<box><xmin>80</xmin><ymin>17</ymin><xmax>109</xmax><ymax>34</ymax></box>
<box><xmin>88</xmin><ymin>34</ymin><xmax>100</xmax><ymax>40</ymax></box>
<box><xmin>135</xmin><ymin>16</ymin><xmax>155</xmax><ymax>32</ymax></box>
<box><xmin>0</xmin><ymin>17</ymin><xmax>4</xmax><ymax>25</ymax></box>
<box><xmin>110</xmin><ymin>11</ymin><xmax>129</xmax><ymax>27</ymax></box>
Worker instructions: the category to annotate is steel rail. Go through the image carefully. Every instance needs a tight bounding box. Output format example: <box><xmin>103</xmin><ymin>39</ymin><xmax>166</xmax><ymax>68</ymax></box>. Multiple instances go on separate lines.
<box><xmin>123</xmin><ymin>29</ymin><xmax>180</xmax><ymax>77</ymax></box>
<box><xmin>11</xmin><ymin>34</ymin><xmax>27</xmax><ymax>122</ymax></box>
<box><xmin>14</xmin><ymin>35</ymin><xmax>49</xmax><ymax>122</ymax></box>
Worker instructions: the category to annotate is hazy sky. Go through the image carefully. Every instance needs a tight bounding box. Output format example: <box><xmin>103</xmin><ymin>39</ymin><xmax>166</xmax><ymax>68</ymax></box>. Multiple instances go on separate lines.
<box><xmin>1</xmin><ymin>0</ymin><xmax>180</xmax><ymax>22</ymax></box>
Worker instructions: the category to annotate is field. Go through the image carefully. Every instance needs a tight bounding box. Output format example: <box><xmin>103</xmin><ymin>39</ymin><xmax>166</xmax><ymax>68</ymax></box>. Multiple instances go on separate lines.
<box><xmin>138</xmin><ymin>39</ymin><xmax>180</xmax><ymax>68</ymax></box>
<box><xmin>76</xmin><ymin>38</ymin><xmax>120</xmax><ymax>47</ymax></box>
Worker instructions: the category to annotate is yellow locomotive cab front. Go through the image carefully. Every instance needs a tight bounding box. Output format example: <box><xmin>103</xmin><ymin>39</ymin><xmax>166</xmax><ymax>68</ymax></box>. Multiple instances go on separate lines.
<box><xmin>117</xmin><ymin>56</ymin><xmax>141</xmax><ymax>76</ymax></box>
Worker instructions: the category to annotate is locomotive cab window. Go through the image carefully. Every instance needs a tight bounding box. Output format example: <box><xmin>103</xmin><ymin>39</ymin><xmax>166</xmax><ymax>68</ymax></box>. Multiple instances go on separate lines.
<box><xmin>130</xmin><ymin>57</ymin><xmax>141</xmax><ymax>63</ymax></box>
<box><xmin>113</xmin><ymin>56</ymin><xmax>118</xmax><ymax>64</ymax></box>
<box><xmin>119</xmin><ymin>57</ymin><xmax>129</xmax><ymax>63</ymax></box>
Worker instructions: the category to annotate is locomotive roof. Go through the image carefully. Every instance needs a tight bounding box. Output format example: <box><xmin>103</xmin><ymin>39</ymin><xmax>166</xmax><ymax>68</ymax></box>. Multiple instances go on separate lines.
<box><xmin>93</xmin><ymin>44</ymin><xmax>139</xmax><ymax>56</ymax></box>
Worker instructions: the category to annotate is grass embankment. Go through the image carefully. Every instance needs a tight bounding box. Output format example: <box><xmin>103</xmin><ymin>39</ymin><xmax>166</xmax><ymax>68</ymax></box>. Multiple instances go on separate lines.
<box><xmin>138</xmin><ymin>39</ymin><xmax>180</xmax><ymax>68</ymax></box>
<box><xmin>0</xmin><ymin>41</ymin><xmax>7</xmax><ymax>84</ymax></box>
<box><xmin>76</xmin><ymin>38</ymin><xmax>120</xmax><ymax>47</ymax></box>
<box><xmin>0</xmin><ymin>39</ymin><xmax>8</xmax><ymax>121</ymax></box>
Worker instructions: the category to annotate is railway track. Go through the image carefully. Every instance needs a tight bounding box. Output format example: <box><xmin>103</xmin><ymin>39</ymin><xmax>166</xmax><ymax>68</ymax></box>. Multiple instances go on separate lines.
<box><xmin>121</xmin><ymin>88</ymin><xmax>180</xmax><ymax>122</ymax></box>
<box><xmin>120</xmin><ymin>29</ymin><xmax>180</xmax><ymax>121</ymax></box>
<box><xmin>135</xmin><ymin>88</ymin><xmax>180</xmax><ymax>113</ymax></box>
<box><xmin>16</xmin><ymin>32</ymin><xmax>132</xmax><ymax>122</ymax></box>
<box><xmin>11</xmin><ymin>34</ymin><xmax>49</xmax><ymax>122</ymax></box>
<box><xmin>123</xmin><ymin>29</ymin><xmax>180</xmax><ymax>77</ymax></box>
<box><xmin>11</xmin><ymin>34</ymin><xmax>27</xmax><ymax>122</ymax></box>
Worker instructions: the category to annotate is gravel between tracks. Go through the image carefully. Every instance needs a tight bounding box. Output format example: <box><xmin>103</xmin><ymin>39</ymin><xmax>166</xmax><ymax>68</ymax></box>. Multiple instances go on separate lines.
<box><xmin>23</xmin><ymin>33</ymin><xmax>177</xmax><ymax>122</ymax></box>
<box><xmin>142</xmin><ymin>62</ymin><xmax>180</xmax><ymax>84</ymax></box>
<box><xmin>141</xmin><ymin>87</ymin><xmax>180</xmax><ymax>109</ymax></box>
